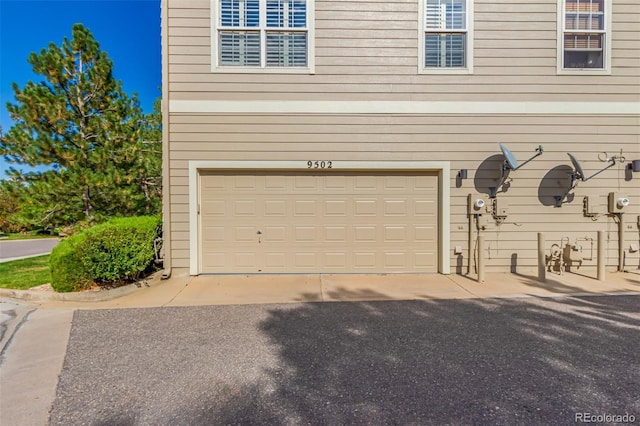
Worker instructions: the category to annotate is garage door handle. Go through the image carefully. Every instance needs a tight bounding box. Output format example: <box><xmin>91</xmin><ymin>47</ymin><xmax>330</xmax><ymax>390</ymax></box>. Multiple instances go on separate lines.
<box><xmin>256</xmin><ymin>230</ymin><xmax>262</xmax><ymax>235</ymax></box>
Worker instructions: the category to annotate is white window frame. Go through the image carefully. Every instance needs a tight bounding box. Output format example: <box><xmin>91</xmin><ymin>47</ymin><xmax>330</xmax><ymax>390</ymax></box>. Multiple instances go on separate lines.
<box><xmin>211</xmin><ymin>0</ymin><xmax>315</xmax><ymax>73</ymax></box>
<box><xmin>557</xmin><ymin>0</ymin><xmax>612</xmax><ymax>75</ymax></box>
<box><xmin>419</xmin><ymin>0</ymin><xmax>473</xmax><ymax>74</ymax></box>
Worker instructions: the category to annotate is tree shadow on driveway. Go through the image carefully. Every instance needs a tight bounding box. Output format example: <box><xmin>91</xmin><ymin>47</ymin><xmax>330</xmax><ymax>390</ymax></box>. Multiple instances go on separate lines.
<box><xmin>49</xmin><ymin>294</ymin><xmax>640</xmax><ymax>425</ymax></box>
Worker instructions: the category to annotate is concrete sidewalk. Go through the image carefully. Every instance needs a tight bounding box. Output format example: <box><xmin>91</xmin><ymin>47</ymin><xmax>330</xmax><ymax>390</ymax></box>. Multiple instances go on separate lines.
<box><xmin>37</xmin><ymin>269</ymin><xmax>640</xmax><ymax>309</ymax></box>
<box><xmin>1</xmin><ymin>270</ymin><xmax>639</xmax><ymax>425</ymax></box>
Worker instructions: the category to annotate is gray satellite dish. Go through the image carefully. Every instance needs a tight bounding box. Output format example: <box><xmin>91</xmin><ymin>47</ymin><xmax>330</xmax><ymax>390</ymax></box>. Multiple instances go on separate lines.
<box><xmin>567</xmin><ymin>153</ymin><xmax>586</xmax><ymax>181</ymax></box>
<box><xmin>499</xmin><ymin>143</ymin><xmax>543</xmax><ymax>172</ymax></box>
<box><xmin>500</xmin><ymin>144</ymin><xmax>519</xmax><ymax>170</ymax></box>
<box><xmin>567</xmin><ymin>152</ymin><xmax>616</xmax><ymax>185</ymax></box>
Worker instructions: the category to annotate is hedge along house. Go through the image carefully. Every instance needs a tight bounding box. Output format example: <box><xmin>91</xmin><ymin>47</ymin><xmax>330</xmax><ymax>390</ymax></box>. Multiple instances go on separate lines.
<box><xmin>160</xmin><ymin>0</ymin><xmax>640</xmax><ymax>278</ymax></box>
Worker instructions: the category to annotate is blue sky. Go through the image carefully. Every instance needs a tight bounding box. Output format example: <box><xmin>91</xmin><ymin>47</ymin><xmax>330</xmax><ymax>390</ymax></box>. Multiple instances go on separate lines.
<box><xmin>0</xmin><ymin>0</ymin><xmax>161</xmax><ymax>175</ymax></box>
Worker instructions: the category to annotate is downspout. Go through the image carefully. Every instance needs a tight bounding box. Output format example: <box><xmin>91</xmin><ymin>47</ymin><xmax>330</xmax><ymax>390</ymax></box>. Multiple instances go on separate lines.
<box><xmin>160</xmin><ymin>0</ymin><xmax>172</xmax><ymax>279</ymax></box>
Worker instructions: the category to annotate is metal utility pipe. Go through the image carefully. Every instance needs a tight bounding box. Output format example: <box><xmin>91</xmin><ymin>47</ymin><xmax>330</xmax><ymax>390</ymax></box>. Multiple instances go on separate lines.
<box><xmin>597</xmin><ymin>230</ymin><xmax>605</xmax><ymax>281</ymax></box>
<box><xmin>477</xmin><ymin>235</ymin><xmax>485</xmax><ymax>283</ymax></box>
<box><xmin>618</xmin><ymin>213</ymin><xmax>625</xmax><ymax>272</ymax></box>
<box><xmin>468</xmin><ymin>212</ymin><xmax>474</xmax><ymax>275</ymax></box>
<box><xmin>538</xmin><ymin>233</ymin><xmax>546</xmax><ymax>283</ymax></box>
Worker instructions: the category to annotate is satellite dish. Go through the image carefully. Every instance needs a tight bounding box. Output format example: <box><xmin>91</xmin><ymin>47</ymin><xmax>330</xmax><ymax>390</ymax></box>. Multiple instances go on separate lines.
<box><xmin>567</xmin><ymin>153</ymin><xmax>586</xmax><ymax>181</ymax></box>
<box><xmin>500</xmin><ymin>144</ymin><xmax>519</xmax><ymax>170</ymax></box>
<box><xmin>567</xmin><ymin>152</ymin><xmax>617</xmax><ymax>185</ymax></box>
<box><xmin>498</xmin><ymin>143</ymin><xmax>543</xmax><ymax>173</ymax></box>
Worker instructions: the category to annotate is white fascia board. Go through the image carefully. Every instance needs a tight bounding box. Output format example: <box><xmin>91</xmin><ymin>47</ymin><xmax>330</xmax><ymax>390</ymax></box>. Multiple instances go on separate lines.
<box><xmin>171</xmin><ymin>100</ymin><xmax>640</xmax><ymax>115</ymax></box>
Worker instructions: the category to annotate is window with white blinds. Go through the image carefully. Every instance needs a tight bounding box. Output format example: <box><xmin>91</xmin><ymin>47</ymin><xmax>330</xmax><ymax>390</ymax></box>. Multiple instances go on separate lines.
<box><xmin>560</xmin><ymin>0</ymin><xmax>610</xmax><ymax>72</ymax></box>
<box><xmin>422</xmin><ymin>0</ymin><xmax>471</xmax><ymax>72</ymax></box>
<box><xmin>215</xmin><ymin>0</ymin><xmax>311</xmax><ymax>70</ymax></box>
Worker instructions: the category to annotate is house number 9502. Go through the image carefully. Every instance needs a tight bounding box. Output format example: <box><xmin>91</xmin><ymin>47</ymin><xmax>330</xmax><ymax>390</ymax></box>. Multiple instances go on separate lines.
<box><xmin>307</xmin><ymin>160</ymin><xmax>333</xmax><ymax>169</ymax></box>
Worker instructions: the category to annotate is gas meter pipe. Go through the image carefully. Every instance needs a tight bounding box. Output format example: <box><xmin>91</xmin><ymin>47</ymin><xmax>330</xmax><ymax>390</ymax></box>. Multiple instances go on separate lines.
<box><xmin>598</xmin><ymin>230</ymin><xmax>605</xmax><ymax>281</ymax></box>
<box><xmin>538</xmin><ymin>233</ymin><xmax>546</xmax><ymax>283</ymax></box>
<box><xmin>618</xmin><ymin>213</ymin><xmax>624</xmax><ymax>272</ymax></box>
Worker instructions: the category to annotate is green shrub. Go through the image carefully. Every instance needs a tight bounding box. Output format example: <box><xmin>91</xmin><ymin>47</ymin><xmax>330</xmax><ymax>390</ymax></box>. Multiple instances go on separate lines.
<box><xmin>49</xmin><ymin>216</ymin><xmax>161</xmax><ymax>292</ymax></box>
<box><xmin>77</xmin><ymin>216</ymin><xmax>161</xmax><ymax>283</ymax></box>
<box><xmin>50</xmin><ymin>237</ymin><xmax>91</xmax><ymax>292</ymax></box>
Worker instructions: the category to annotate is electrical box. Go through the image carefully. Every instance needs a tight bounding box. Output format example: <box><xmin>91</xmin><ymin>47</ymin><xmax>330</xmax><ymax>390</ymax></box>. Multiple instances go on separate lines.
<box><xmin>467</xmin><ymin>194</ymin><xmax>488</xmax><ymax>215</ymax></box>
<box><xmin>608</xmin><ymin>192</ymin><xmax>630</xmax><ymax>213</ymax></box>
<box><xmin>493</xmin><ymin>198</ymin><xmax>509</xmax><ymax>218</ymax></box>
<box><xmin>563</xmin><ymin>244</ymin><xmax>583</xmax><ymax>262</ymax></box>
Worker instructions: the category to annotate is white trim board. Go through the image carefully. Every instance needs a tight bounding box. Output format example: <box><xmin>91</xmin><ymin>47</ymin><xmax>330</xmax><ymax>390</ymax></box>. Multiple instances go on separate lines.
<box><xmin>188</xmin><ymin>160</ymin><xmax>451</xmax><ymax>276</ymax></box>
<box><xmin>171</xmin><ymin>100</ymin><xmax>640</xmax><ymax>115</ymax></box>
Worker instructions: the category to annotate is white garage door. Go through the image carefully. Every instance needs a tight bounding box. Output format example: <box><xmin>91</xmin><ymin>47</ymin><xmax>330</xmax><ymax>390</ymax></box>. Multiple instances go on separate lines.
<box><xmin>199</xmin><ymin>171</ymin><xmax>438</xmax><ymax>273</ymax></box>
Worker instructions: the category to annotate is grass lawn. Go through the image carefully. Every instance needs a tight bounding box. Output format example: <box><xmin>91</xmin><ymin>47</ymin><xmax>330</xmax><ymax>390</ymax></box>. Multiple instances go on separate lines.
<box><xmin>0</xmin><ymin>255</ymin><xmax>51</xmax><ymax>290</ymax></box>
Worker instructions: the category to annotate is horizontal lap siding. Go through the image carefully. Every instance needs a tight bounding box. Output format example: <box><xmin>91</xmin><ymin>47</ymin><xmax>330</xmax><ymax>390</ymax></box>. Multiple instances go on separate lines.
<box><xmin>165</xmin><ymin>0</ymin><xmax>640</xmax><ymax>271</ymax></box>
<box><xmin>167</xmin><ymin>113</ymin><xmax>640</xmax><ymax>271</ymax></box>
<box><xmin>166</xmin><ymin>0</ymin><xmax>640</xmax><ymax>101</ymax></box>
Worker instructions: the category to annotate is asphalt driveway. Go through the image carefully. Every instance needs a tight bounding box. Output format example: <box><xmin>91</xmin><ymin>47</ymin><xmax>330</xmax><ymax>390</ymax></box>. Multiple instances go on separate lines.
<box><xmin>49</xmin><ymin>295</ymin><xmax>640</xmax><ymax>425</ymax></box>
<box><xmin>0</xmin><ymin>238</ymin><xmax>60</xmax><ymax>262</ymax></box>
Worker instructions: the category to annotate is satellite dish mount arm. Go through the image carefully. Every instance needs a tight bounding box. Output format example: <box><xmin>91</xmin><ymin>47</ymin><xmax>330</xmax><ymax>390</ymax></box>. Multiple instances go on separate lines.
<box><xmin>569</xmin><ymin>153</ymin><xmax>617</xmax><ymax>188</ymax></box>
<box><xmin>502</xmin><ymin>145</ymin><xmax>544</xmax><ymax>174</ymax></box>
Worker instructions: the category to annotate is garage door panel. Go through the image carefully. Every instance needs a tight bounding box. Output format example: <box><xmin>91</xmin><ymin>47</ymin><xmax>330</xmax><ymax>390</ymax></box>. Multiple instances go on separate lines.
<box><xmin>355</xmin><ymin>200</ymin><xmax>377</xmax><ymax>216</ymax></box>
<box><xmin>203</xmin><ymin>226</ymin><xmax>226</xmax><ymax>242</ymax></box>
<box><xmin>355</xmin><ymin>176</ymin><xmax>377</xmax><ymax>190</ymax></box>
<box><xmin>325</xmin><ymin>252</ymin><xmax>347</xmax><ymax>268</ymax></box>
<box><xmin>354</xmin><ymin>226</ymin><xmax>376</xmax><ymax>242</ymax></box>
<box><xmin>384</xmin><ymin>226</ymin><xmax>407</xmax><ymax>242</ymax></box>
<box><xmin>200</xmin><ymin>172</ymin><xmax>438</xmax><ymax>273</ymax></box>
<box><xmin>265</xmin><ymin>175</ymin><xmax>288</xmax><ymax>190</ymax></box>
<box><xmin>265</xmin><ymin>253</ymin><xmax>286</xmax><ymax>267</ymax></box>
<box><xmin>295</xmin><ymin>226</ymin><xmax>318</xmax><ymax>242</ymax></box>
<box><xmin>234</xmin><ymin>200</ymin><xmax>257</xmax><ymax>216</ymax></box>
<box><xmin>384</xmin><ymin>200</ymin><xmax>407</xmax><ymax>215</ymax></box>
<box><xmin>415</xmin><ymin>226</ymin><xmax>436</xmax><ymax>241</ymax></box>
<box><xmin>324</xmin><ymin>226</ymin><xmax>347</xmax><ymax>242</ymax></box>
<box><xmin>324</xmin><ymin>176</ymin><xmax>348</xmax><ymax>191</ymax></box>
<box><xmin>415</xmin><ymin>200</ymin><xmax>437</xmax><ymax>215</ymax></box>
<box><xmin>264</xmin><ymin>200</ymin><xmax>286</xmax><ymax>216</ymax></box>
<box><xmin>234</xmin><ymin>176</ymin><xmax>257</xmax><ymax>190</ymax></box>
<box><xmin>324</xmin><ymin>200</ymin><xmax>348</xmax><ymax>216</ymax></box>
<box><xmin>384</xmin><ymin>252</ymin><xmax>407</xmax><ymax>268</ymax></box>
<box><xmin>235</xmin><ymin>252</ymin><xmax>258</xmax><ymax>267</ymax></box>
<box><xmin>295</xmin><ymin>253</ymin><xmax>318</xmax><ymax>267</ymax></box>
<box><xmin>384</xmin><ymin>176</ymin><xmax>408</xmax><ymax>190</ymax></box>
<box><xmin>415</xmin><ymin>252</ymin><xmax>436</xmax><ymax>268</ymax></box>
<box><xmin>294</xmin><ymin>200</ymin><xmax>317</xmax><ymax>216</ymax></box>
<box><xmin>206</xmin><ymin>253</ymin><xmax>226</xmax><ymax>268</ymax></box>
<box><xmin>294</xmin><ymin>175</ymin><xmax>318</xmax><ymax>190</ymax></box>
<box><xmin>203</xmin><ymin>200</ymin><xmax>226</xmax><ymax>216</ymax></box>
<box><xmin>233</xmin><ymin>227</ymin><xmax>256</xmax><ymax>242</ymax></box>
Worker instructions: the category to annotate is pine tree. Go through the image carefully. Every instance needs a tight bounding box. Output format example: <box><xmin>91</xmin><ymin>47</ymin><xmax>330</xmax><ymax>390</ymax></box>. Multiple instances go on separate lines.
<box><xmin>0</xmin><ymin>23</ymin><xmax>161</xmax><ymax>227</ymax></box>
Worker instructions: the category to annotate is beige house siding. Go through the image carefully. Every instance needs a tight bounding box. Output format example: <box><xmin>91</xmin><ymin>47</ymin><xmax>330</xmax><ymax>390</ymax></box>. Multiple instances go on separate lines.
<box><xmin>166</xmin><ymin>0</ymin><xmax>640</xmax><ymax>101</ymax></box>
<box><xmin>162</xmin><ymin>0</ymin><xmax>640</xmax><ymax>274</ymax></box>
<box><xmin>166</xmin><ymin>113</ymin><xmax>639</xmax><ymax>272</ymax></box>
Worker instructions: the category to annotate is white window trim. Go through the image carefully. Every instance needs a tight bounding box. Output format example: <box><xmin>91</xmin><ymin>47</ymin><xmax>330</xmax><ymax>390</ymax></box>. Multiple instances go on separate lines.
<box><xmin>419</xmin><ymin>0</ymin><xmax>474</xmax><ymax>75</ymax></box>
<box><xmin>557</xmin><ymin>0</ymin><xmax>612</xmax><ymax>75</ymax></box>
<box><xmin>211</xmin><ymin>0</ymin><xmax>315</xmax><ymax>74</ymax></box>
